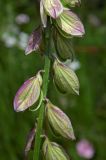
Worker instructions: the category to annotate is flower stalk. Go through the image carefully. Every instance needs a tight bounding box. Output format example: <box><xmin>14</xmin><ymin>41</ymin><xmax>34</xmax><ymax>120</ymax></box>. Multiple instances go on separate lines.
<box><xmin>13</xmin><ymin>0</ymin><xmax>85</xmax><ymax>159</ymax></box>
<box><xmin>33</xmin><ymin>20</ymin><xmax>52</xmax><ymax>160</ymax></box>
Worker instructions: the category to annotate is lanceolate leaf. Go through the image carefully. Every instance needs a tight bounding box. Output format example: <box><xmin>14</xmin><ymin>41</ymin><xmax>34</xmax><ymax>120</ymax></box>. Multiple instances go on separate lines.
<box><xmin>25</xmin><ymin>27</ymin><xmax>42</xmax><ymax>55</ymax></box>
<box><xmin>14</xmin><ymin>72</ymin><xmax>42</xmax><ymax>112</ymax></box>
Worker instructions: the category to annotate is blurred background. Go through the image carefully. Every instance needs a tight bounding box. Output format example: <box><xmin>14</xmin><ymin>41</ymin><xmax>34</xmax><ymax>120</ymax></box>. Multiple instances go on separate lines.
<box><xmin>0</xmin><ymin>0</ymin><xmax>106</xmax><ymax>160</ymax></box>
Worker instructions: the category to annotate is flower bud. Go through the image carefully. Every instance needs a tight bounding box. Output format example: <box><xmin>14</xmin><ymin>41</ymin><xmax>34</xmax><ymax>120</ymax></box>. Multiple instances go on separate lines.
<box><xmin>25</xmin><ymin>27</ymin><xmax>42</xmax><ymax>55</ymax></box>
<box><xmin>61</xmin><ymin>0</ymin><xmax>81</xmax><ymax>7</ymax></box>
<box><xmin>24</xmin><ymin>127</ymin><xmax>36</xmax><ymax>158</ymax></box>
<box><xmin>46</xmin><ymin>100</ymin><xmax>75</xmax><ymax>140</ymax></box>
<box><xmin>53</xmin><ymin>58</ymin><xmax>79</xmax><ymax>95</ymax></box>
<box><xmin>40</xmin><ymin>0</ymin><xmax>47</xmax><ymax>27</ymax></box>
<box><xmin>56</xmin><ymin>9</ymin><xmax>85</xmax><ymax>37</ymax></box>
<box><xmin>53</xmin><ymin>30</ymin><xmax>74</xmax><ymax>61</ymax></box>
<box><xmin>42</xmin><ymin>0</ymin><xmax>63</xmax><ymax>19</ymax></box>
<box><xmin>43</xmin><ymin>137</ymin><xmax>70</xmax><ymax>160</ymax></box>
<box><xmin>14</xmin><ymin>71</ymin><xmax>42</xmax><ymax>112</ymax></box>
<box><xmin>55</xmin><ymin>22</ymin><xmax>72</xmax><ymax>38</ymax></box>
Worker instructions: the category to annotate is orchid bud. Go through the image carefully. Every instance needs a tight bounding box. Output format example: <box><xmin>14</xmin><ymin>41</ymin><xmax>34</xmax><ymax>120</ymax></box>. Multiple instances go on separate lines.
<box><xmin>40</xmin><ymin>0</ymin><xmax>47</xmax><ymax>27</ymax></box>
<box><xmin>43</xmin><ymin>137</ymin><xmax>70</xmax><ymax>160</ymax></box>
<box><xmin>61</xmin><ymin>0</ymin><xmax>81</xmax><ymax>7</ymax></box>
<box><xmin>53</xmin><ymin>30</ymin><xmax>74</xmax><ymax>61</ymax></box>
<box><xmin>42</xmin><ymin>0</ymin><xmax>63</xmax><ymax>19</ymax></box>
<box><xmin>46</xmin><ymin>100</ymin><xmax>75</xmax><ymax>140</ymax></box>
<box><xmin>25</xmin><ymin>27</ymin><xmax>42</xmax><ymax>55</ymax></box>
<box><xmin>56</xmin><ymin>9</ymin><xmax>85</xmax><ymax>37</ymax></box>
<box><xmin>55</xmin><ymin>22</ymin><xmax>72</xmax><ymax>38</ymax></box>
<box><xmin>14</xmin><ymin>71</ymin><xmax>42</xmax><ymax>112</ymax></box>
<box><xmin>53</xmin><ymin>58</ymin><xmax>79</xmax><ymax>95</ymax></box>
<box><xmin>24</xmin><ymin>127</ymin><xmax>36</xmax><ymax>158</ymax></box>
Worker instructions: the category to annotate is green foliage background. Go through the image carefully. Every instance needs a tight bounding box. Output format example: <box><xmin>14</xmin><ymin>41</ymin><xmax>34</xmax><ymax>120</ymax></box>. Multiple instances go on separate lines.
<box><xmin>0</xmin><ymin>0</ymin><xmax>106</xmax><ymax>159</ymax></box>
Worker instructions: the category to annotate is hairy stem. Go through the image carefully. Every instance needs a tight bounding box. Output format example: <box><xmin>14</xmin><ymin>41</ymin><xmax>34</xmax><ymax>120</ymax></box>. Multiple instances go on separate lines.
<box><xmin>33</xmin><ymin>22</ymin><xmax>52</xmax><ymax>160</ymax></box>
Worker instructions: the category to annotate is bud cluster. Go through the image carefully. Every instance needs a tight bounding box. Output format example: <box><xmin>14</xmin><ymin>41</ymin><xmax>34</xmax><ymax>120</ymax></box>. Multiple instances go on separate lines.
<box><xmin>13</xmin><ymin>0</ymin><xmax>85</xmax><ymax>159</ymax></box>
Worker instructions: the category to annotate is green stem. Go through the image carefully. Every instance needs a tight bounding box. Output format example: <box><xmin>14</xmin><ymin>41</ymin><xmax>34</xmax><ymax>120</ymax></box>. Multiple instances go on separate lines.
<box><xmin>33</xmin><ymin>22</ymin><xmax>52</xmax><ymax>160</ymax></box>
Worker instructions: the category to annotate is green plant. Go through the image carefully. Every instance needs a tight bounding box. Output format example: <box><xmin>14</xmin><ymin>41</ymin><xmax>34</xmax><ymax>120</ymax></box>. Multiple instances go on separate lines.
<box><xmin>13</xmin><ymin>0</ymin><xmax>85</xmax><ymax>160</ymax></box>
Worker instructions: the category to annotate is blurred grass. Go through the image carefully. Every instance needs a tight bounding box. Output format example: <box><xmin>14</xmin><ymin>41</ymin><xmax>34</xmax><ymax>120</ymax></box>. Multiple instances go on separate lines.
<box><xmin>0</xmin><ymin>0</ymin><xmax>106</xmax><ymax>160</ymax></box>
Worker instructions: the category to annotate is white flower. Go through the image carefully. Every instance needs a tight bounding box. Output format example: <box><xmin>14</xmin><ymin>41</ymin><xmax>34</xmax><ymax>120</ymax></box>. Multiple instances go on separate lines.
<box><xmin>15</xmin><ymin>14</ymin><xmax>30</xmax><ymax>25</ymax></box>
<box><xmin>18</xmin><ymin>32</ymin><xmax>29</xmax><ymax>50</ymax></box>
<box><xmin>65</xmin><ymin>60</ymin><xmax>81</xmax><ymax>71</ymax></box>
<box><xmin>2</xmin><ymin>32</ymin><xmax>17</xmax><ymax>48</ymax></box>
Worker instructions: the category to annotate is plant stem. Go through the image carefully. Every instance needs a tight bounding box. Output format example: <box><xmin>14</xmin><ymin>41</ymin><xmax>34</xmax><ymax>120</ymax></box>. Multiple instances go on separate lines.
<box><xmin>33</xmin><ymin>22</ymin><xmax>52</xmax><ymax>160</ymax></box>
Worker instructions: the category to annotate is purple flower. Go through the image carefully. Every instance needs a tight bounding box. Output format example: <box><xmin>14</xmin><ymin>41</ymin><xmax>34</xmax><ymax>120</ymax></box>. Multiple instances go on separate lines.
<box><xmin>76</xmin><ymin>139</ymin><xmax>95</xmax><ymax>159</ymax></box>
<box><xmin>15</xmin><ymin>14</ymin><xmax>30</xmax><ymax>24</ymax></box>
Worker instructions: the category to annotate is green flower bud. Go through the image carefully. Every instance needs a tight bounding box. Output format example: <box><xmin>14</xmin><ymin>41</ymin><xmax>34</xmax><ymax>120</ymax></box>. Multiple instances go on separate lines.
<box><xmin>42</xmin><ymin>0</ymin><xmax>63</xmax><ymax>19</ymax></box>
<box><xmin>61</xmin><ymin>0</ymin><xmax>81</xmax><ymax>7</ymax></box>
<box><xmin>53</xmin><ymin>30</ymin><xmax>74</xmax><ymax>61</ymax></box>
<box><xmin>53</xmin><ymin>58</ymin><xmax>79</xmax><ymax>95</ymax></box>
<box><xmin>56</xmin><ymin>9</ymin><xmax>85</xmax><ymax>37</ymax></box>
<box><xmin>46</xmin><ymin>100</ymin><xmax>75</xmax><ymax>140</ymax></box>
<box><xmin>43</xmin><ymin>137</ymin><xmax>70</xmax><ymax>160</ymax></box>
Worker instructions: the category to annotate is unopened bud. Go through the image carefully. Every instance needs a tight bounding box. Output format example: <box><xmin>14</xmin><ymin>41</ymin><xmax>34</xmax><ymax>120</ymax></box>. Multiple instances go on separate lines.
<box><xmin>40</xmin><ymin>0</ymin><xmax>47</xmax><ymax>27</ymax></box>
<box><xmin>56</xmin><ymin>9</ymin><xmax>85</xmax><ymax>37</ymax></box>
<box><xmin>24</xmin><ymin>127</ymin><xmax>36</xmax><ymax>158</ymax></box>
<box><xmin>42</xmin><ymin>0</ymin><xmax>63</xmax><ymax>19</ymax></box>
<box><xmin>61</xmin><ymin>0</ymin><xmax>81</xmax><ymax>7</ymax></box>
<box><xmin>55</xmin><ymin>22</ymin><xmax>73</xmax><ymax>38</ymax></box>
<box><xmin>14</xmin><ymin>71</ymin><xmax>42</xmax><ymax>112</ymax></box>
<box><xmin>43</xmin><ymin>137</ymin><xmax>70</xmax><ymax>160</ymax></box>
<box><xmin>46</xmin><ymin>100</ymin><xmax>75</xmax><ymax>140</ymax></box>
<box><xmin>53</xmin><ymin>30</ymin><xmax>74</xmax><ymax>61</ymax></box>
<box><xmin>25</xmin><ymin>27</ymin><xmax>43</xmax><ymax>55</ymax></box>
<box><xmin>53</xmin><ymin>58</ymin><xmax>79</xmax><ymax>95</ymax></box>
